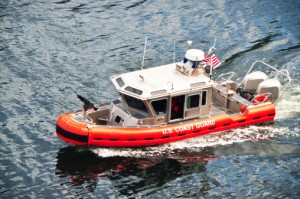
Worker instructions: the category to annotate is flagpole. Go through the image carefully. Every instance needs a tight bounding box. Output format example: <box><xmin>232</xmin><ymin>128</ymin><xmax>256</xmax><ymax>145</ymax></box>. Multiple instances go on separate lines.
<box><xmin>210</xmin><ymin>57</ymin><xmax>213</xmax><ymax>81</ymax></box>
<box><xmin>209</xmin><ymin>37</ymin><xmax>217</xmax><ymax>81</ymax></box>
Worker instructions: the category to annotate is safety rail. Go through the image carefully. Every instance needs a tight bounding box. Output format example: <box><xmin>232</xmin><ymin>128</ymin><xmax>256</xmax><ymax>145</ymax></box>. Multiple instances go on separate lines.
<box><xmin>238</xmin><ymin>60</ymin><xmax>291</xmax><ymax>106</ymax></box>
<box><xmin>215</xmin><ymin>72</ymin><xmax>237</xmax><ymax>84</ymax></box>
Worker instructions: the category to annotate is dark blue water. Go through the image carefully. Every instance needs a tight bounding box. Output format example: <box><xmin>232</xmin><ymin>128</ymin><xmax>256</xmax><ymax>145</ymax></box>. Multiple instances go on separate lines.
<box><xmin>1</xmin><ymin>0</ymin><xmax>300</xmax><ymax>198</ymax></box>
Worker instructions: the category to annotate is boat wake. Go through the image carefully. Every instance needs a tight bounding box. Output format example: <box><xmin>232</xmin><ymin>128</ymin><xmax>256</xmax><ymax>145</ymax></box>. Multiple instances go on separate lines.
<box><xmin>93</xmin><ymin>126</ymin><xmax>290</xmax><ymax>158</ymax></box>
<box><xmin>276</xmin><ymin>87</ymin><xmax>300</xmax><ymax>119</ymax></box>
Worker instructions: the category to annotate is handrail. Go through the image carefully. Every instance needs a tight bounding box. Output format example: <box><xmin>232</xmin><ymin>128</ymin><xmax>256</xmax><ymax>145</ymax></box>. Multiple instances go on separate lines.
<box><xmin>215</xmin><ymin>72</ymin><xmax>237</xmax><ymax>83</ymax></box>
<box><xmin>275</xmin><ymin>69</ymin><xmax>291</xmax><ymax>106</ymax></box>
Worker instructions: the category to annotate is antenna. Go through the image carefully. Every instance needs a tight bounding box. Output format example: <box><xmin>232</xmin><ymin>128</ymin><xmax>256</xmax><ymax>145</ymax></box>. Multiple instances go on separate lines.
<box><xmin>212</xmin><ymin>36</ymin><xmax>217</xmax><ymax>49</ymax></box>
<box><xmin>173</xmin><ymin>41</ymin><xmax>176</xmax><ymax>63</ymax></box>
<box><xmin>208</xmin><ymin>37</ymin><xmax>217</xmax><ymax>55</ymax></box>
<box><xmin>141</xmin><ymin>36</ymin><xmax>148</xmax><ymax>70</ymax></box>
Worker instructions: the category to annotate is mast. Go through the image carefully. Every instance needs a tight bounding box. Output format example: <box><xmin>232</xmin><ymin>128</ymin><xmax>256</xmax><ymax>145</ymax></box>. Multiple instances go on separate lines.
<box><xmin>173</xmin><ymin>41</ymin><xmax>176</xmax><ymax>63</ymax></box>
<box><xmin>141</xmin><ymin>36</ymin><xmax>148</xmax><ymax>70</ymax></box>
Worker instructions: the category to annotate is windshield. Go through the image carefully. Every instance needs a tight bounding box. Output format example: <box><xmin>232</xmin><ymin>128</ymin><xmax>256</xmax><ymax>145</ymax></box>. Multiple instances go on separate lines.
<box><xmin>123</xmin><ymin>94</ymin><xmax>148</xmax><ymax>113</ymax></box>
<box><xmin>151</xmin><ymin>99</ymin><xmax>168</xmax><ymax>115</ymax></box>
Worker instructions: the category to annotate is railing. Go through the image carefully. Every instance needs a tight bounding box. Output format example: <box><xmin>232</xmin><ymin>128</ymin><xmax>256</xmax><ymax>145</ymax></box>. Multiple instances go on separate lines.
<box><xmin>215</xmin><ymin>72</ymin><xmax>237</xmax><ymax>84</ymax></box>
<box><xmin>237</xmin><ymin>60</ymin><xmax>291</xmax><ymax>106</ymax></box>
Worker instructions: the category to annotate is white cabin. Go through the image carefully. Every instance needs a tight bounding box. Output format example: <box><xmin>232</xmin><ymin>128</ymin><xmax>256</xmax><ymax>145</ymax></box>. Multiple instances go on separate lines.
<box><xmin>109</xmin><ymin>59</ymin><xmax>213</xmax><ymax>126</ymax></box>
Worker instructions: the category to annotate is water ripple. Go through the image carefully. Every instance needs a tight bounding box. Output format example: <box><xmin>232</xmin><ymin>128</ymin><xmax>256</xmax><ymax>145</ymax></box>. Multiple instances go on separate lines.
<box><xmin>1</xmin><ymin>0</ymin><xmax>299</xmax><ymax>198</ymax></box>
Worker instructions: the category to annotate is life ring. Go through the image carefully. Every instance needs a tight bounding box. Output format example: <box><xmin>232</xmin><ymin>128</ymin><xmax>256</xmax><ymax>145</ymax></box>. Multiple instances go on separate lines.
<box><xmin>252</xmin><ymin>95</ymin><xmax>268</xmax><ymax>104</ymax></box>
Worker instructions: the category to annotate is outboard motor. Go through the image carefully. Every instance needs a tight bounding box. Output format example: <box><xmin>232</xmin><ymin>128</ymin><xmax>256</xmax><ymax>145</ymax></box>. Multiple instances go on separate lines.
<box><xmin>237</xmin><ymin>71</ymin><xmax>268</xmax><ymax>100</ymax></box>
<box><xmin>241</xmin><ymin>71</ymin><xmax>268</xmax><ymax>94</ymax></box>
<box><xmin>256</xmin><ymin>79</ymin><xmax>281</xmax><ymax>103</ymax></box>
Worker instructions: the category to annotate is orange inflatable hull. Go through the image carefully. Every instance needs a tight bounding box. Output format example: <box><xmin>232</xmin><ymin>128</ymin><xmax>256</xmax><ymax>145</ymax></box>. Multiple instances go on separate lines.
<box><xmin>56</xmin><ymin>104</ymin><xmax>275</xmax><ymax>147</ymax></box>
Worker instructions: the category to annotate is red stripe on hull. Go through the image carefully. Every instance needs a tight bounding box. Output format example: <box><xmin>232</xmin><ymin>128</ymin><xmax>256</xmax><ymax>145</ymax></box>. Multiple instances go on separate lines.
<box><xmin>56</xmin><ymin>104</ymin><xmax>275</xmax><ymax>147</ymax></box>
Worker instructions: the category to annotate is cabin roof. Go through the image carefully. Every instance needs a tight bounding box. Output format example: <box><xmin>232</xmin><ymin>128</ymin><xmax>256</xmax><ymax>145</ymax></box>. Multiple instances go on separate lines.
<box><xmin>110</xmin><ymin>62</ymin><xmax>214</xmax><ymax>100</ymax></box>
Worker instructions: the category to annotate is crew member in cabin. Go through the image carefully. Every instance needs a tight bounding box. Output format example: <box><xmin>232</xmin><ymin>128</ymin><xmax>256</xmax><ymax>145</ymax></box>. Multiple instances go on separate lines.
<box><xmin>171</xmin><ymin>99</ymin><xmax>180</xmax><ymax>113</ymax></box>
<box><xmin>171</xmin><ymin>96</ymin><xmax>184</xmax><ymax>120</ymax></box>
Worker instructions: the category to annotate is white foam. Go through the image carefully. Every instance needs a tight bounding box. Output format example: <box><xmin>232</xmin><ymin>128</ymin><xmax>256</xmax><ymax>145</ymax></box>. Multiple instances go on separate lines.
<box><xmin>275</xmin><ymin>86</ymin><xmax>300</xmax><ymax>119</ymax></box>
<box><xmin>93</xmin><ymin>123</ymin><xmax>298</xmax><ymax>158</ymax></box>
<box><xmin>258</xmin><ymin>39</ymin><xmax>289</xmax><ymax>51</ymax></box>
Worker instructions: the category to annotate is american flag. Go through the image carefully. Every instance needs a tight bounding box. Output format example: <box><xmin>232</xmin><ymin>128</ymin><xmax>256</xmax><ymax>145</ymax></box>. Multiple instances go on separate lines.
<box><xmin>204</xmin><ymin>54</ymin><xmax>221</xmax><ymax>69</ymax></box>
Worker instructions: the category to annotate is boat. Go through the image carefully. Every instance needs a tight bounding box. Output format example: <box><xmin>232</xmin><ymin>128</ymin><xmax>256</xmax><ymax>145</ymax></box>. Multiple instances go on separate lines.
<box><xmin>56</xmin><ymin>40</ymin><xmax>291</xmax><ymax>147</ymax></box>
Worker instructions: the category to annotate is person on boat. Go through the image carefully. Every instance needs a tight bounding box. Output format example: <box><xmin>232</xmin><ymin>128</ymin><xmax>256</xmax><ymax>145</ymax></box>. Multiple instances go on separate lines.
<box><xmin>171</xmin><ymin>96</ymin><xmax>184</xmax><ymax>120</ymax></box>
<box><xmin>171</xmin><ymin>99</ymin><xmax>180</xmax><ymax>113</ymax></box>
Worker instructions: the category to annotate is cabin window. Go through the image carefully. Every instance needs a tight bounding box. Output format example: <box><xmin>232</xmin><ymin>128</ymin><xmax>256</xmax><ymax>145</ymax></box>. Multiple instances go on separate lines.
<box><xmin>202</xmin><ymin>91</ymin><xmax>207</xmax><ymax>105</ymax></box>
<box><xmin>151</xmin><ymin>99</ymin><xmax>167</xmax><ymax>115</ymax></box>
<box><xmin>116</xmin><ymin>77</ymin><xmax>125</xmax><ymax>87</ymax></box>
<box><xmin>123</xmin><ymin>94</ymin><xmax>148</xmax><ymax>113</ymax></box>
<box><xmin>125</xmin><ymin>86</ymin><xmax>143</xmax><ymax>95</ymax></box>
<box><xmin>186</xmin><ymin>94</ymin><xmax>200</xmax><ymax>109</ymax></box>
